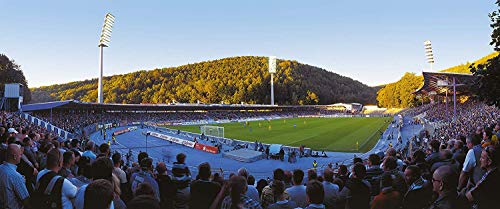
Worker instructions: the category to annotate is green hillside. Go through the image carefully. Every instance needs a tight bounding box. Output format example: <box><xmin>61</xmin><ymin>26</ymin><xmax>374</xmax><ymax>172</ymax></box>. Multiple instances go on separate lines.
<box><xmin>30</xmin><ymin>56</ymin><xmax>377</xmax><ymax>105</ymax></box>
<box><xmin>439</xmin><ymin>52</ymin><xmax>498</xmax><ymax>74</ymax></box>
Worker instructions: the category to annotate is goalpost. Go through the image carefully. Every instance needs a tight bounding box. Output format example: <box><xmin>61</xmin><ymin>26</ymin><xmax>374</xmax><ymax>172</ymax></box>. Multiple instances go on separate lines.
<box><xmin>200</xmin><ymin>125</ymin><xmax>225</xmax><ymax>138</ymax></box>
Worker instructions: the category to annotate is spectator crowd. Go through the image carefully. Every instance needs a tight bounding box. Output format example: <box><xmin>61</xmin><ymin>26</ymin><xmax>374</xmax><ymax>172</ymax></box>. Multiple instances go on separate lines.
<box><xmin>0</xmin><ymin>98</ymin><xmax>500</xmax><ymax>209</ymax></box>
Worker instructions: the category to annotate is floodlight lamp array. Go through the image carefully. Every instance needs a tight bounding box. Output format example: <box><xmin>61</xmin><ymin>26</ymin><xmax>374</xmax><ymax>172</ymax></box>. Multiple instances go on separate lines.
<box><xmin>424</xmin><ymin>40</ymin><xmax>434</xmax><ymax>64</ymax></box>
<box><xmin>99</xmin><ymin>13</ymin><xmax>115</xmax><ymax>47</ymax></box>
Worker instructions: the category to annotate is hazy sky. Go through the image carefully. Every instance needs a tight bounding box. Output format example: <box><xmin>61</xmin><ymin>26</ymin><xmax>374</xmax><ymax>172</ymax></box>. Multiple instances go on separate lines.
<box><xmin>0</xmin><ymin>0</ymin><xmax>496</xmax><ymax>87</ymax></box>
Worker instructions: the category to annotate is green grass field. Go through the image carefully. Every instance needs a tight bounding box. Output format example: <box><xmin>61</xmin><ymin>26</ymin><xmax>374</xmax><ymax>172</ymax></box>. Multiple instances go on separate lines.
<box><xmin>169</xmin><ymin>117</ymin><xmax>391</xmax><ymax>152</ymax></box>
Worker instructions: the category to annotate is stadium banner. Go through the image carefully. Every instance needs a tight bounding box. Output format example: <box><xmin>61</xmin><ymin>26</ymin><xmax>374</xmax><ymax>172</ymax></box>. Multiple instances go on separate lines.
<box><xmin>194</xmin><ymin>143</ymin><xmax>219</xmax><ymax>154</ymax></box>
<box><xmin>128</xmin><ymin>126</ymin><xmax>138</xmax><ymax>131</ymax></box>
<box><xmin>149</xmin><ymin>131</ymin><xmax>196</xmax><ymax>148</ymax></box>
<box><xmin>153</xmin><ymin>122</ymin><xmax>172</xmax><ymax>126</ymax></box>
<box><xmin>113</xmin><ymin>128</ymin><xmax>129</xmax><ymax>136</ymax></box>
<box><xmin>112</xmin><ymin>126</ymin><xmax>138</xmax><ymax>136</ymax></box>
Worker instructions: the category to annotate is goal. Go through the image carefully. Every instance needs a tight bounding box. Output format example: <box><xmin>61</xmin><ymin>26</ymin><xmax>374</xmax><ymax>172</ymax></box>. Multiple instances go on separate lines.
<box><xmin>200</xmin><ymin>125</ymin><xmax>224</xmax><ymax>138</ymax></box>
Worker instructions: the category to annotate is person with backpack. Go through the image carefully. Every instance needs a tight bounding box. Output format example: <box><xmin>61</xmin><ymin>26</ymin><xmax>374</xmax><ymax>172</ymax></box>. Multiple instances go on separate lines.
<box><xmin>33</xmin><ymin>148</ymin><xmax>77</xmax><ymax>209</ymax></box>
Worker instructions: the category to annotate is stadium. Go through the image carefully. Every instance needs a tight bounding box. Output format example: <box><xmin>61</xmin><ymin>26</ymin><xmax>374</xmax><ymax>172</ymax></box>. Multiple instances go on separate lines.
<box><xmin>16</xmin><ymin>100</ymin><xmax>398</xmax><ymax>178</ymax></box>
<box><xmin>2</xmin><ymin>1</ymin><xmax>500</xmax><ymax>209</ymax></box>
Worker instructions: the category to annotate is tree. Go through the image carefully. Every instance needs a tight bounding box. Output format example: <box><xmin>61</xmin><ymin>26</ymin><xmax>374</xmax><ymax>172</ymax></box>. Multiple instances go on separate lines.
<box><xmin>469</xmin><ymin>2</ymin><xmax>500</xmax><ymax>106</ymax></box>
<box><xmin>490</xmin><ymin>1</ymin><xmax>500</xmax><ymax>51</ymax></box>
<box><xmin>31</xmin><ymin>56</ymin><xmax>378</xmax><ymax>105</ymax></box>
<box><xmin>376</xmin><ymin>72</ymin><xmax>422</xmax><ymax>108</ymax></box>
<box><xmin>0</xmin><ymin>54</ymin><xmax>31</xmax><ymax>103</ymax></box>
<box><xmin>470</xmin><ymin>58</ymin><xmax>500</xmax><ymax>107</ymax></box>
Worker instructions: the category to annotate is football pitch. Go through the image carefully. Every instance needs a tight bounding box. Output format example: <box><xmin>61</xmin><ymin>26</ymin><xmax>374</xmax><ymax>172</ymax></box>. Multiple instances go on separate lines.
<box><xmin>169</xmin><ymin>117</ymin><xmax>391</xmax><ymax>152</ymax></box>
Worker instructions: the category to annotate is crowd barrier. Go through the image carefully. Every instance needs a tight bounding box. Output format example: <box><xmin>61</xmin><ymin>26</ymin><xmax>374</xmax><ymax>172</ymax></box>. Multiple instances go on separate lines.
<box><xmin>19</xmin><ymin>112</ymin><xmax>73</xmax><ymax>140</ymax></box>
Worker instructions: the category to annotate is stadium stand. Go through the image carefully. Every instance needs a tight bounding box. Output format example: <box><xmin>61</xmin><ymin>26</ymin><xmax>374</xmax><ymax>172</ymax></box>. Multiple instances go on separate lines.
<box><xmin>1</xmin><ymin>94</ymin><xmax>500</xmax><ymax>209</ymax></box>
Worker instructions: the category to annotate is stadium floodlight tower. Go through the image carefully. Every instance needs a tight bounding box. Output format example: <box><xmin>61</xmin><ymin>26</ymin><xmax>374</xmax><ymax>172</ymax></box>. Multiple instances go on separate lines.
<box><xmin>424</xmin><ymin>40</ymin><xmax>435</xmax><ymax>71</ymax></box>
<box><xmin>97</xmin><ymin>13</ymin><xmax>115</xmax><ymax>103</ymax></box>
<box><xmin>269</xmin><ymin>56</ymin><xmax>277</xmax><ymax>105</ymax></box>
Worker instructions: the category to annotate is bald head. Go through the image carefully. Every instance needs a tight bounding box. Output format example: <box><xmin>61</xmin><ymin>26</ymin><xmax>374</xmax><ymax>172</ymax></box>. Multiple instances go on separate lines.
<box><xmin>6</xmin><ymin>144</ymin><xmax>21</xmax><ymax>164</ymax></box>
<box><xmin>432</xmin><ymin>165</ymin><xmax>457</xmax><ymax>194</ymax></box>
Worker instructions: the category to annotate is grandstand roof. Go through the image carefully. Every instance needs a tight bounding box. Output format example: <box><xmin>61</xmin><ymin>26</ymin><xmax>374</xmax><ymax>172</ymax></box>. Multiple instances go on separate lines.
<box><xmin>22</xmin><ymin>100</ymin><xmax>74</xmax><ymax>112</ymax></box>
<box><xmin>22</xmin><ymin>100</ymin><xmax>316</xmax><ymax>112</ymax></box>
<box><xmin>413</xmin><ymin>72</ymin><xmax>474</xmax><ymax>96</ymax></box>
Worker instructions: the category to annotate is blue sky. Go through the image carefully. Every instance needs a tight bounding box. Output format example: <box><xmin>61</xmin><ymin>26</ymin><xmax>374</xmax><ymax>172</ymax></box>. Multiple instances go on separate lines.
<box><xmin>0</xmin><ymin>0</ymin><xmax>496</xmax><ymax>87</ymax></box>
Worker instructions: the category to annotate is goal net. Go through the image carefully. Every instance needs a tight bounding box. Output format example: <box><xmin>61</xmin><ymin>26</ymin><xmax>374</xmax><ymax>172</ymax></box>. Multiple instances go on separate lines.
<box><xmin>200</xmin><ymin>125</ymin><xmax>224</xmax><ymax>138</ymax></box>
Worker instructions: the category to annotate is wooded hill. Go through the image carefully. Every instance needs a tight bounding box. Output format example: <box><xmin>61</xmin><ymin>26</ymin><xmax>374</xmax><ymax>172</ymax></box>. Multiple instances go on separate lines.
<box><xmin>31</xmin><ymin>56</ymin><xmax>377</xmax><ymax>105</ymax></box>
<box><xmin>376</xmin><ymin>52</ymin><xmax>499</xmax><ymax>108</ymax></box>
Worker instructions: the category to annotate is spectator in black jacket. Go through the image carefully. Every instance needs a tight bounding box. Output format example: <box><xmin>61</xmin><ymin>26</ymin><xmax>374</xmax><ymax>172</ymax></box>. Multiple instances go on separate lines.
<box><xmin>365</xmin><ymin>154</ymin><xmax>383</xmax><ymax>196</ymax></box>
<box><xmin>190</xmin><ymin>162</ymin><xmax>221</xmax><ymax>209</ymax></box>
<box><xmin>402</xmin><ymin>165</ymin><xmax>432</xmax><ymax>209</ymax></box>
<box><xmin>339</xmin><ymin>163</ymin><xmax>371</xmax><ymax>209</ymax></box>
<box><xmin>156</xmin><ymin>162</ymin><xmax>175</xmax><ymax>209</ymax></box>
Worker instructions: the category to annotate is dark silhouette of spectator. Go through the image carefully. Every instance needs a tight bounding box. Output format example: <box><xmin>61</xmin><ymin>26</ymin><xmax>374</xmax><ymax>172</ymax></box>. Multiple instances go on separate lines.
<box><xmin>190</xmin><ymin>162</ymin><xmax>221</xmax><ymax>209</ymax></box>
<box><xmin>371</xmin><ymin>172</ymin><xmax>401</xmax><ymax>209</ymax></box>
<box><xmin>84</xmin><ymin>179</ymin><xmax>114</xmax><ymax>209</ymax></box>
<box><xmin>261</xmin><ymin>168</ymin><xmax>287</xmax><ymax>208</ymax></box>
<box><xmin>237</xmin><ymin>167</ymin><xmax>260</xmax><ymax>203</ymax></box>
<box><xmin>365</xmin><ymin>154</ymin><xmax>384</xmax><ymax>196</ymax></box>
<box><xmin>156</xmin><ymin>162</ymin><xmax>175</xmax><ymax>209</ymax></box>
<box><xmin>322</xmin><ymin>168</ymin><xmax>340</xmax><ymax>209</ymax></box>
<box><xmin>268</xmin><ymin>180</ymin><xmax>297</xmax><ymax>209</ymax></box>
<box><xmin>383</xmin><ymin>156</ymin><xmax>406</xmax><ymax>194</ymax></box>
<box><xmin>401</xmin><ymin>165</ymin><xmax>432</xmax><ymax>209</ymax></box>
<box><xmin>172</xmin><ymin>153</ymin><xmax>191</xmax><ymax>209</ymax></box>
<box><xmin>304</xmin><ymin>180</ymin><xmax>325</xmax><ymax>209</ymax></box>
<box><xmin>221</xmin><ymin>176</ymin><xmax>262</xmax><ymax>209</ymax></box>
<box><xmin>128</xmin><ymin>195</ymin><xmax>161</xmax><ymax>209</ymax></box>
<box><xmin>58</xmin><ymin>150</ymin><xmax>75</xmax><ymax>178</ymax></box>
<box><xmin>339</xmin><ymin>163</ymin><xmax>371</xmax><ymax>209</ymax></box>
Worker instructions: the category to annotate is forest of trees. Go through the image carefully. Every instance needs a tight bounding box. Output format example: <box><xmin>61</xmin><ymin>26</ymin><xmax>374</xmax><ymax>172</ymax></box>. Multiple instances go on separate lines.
<box><xmin>376</xmin><ymin>52</ymin><xmax>499</xmax><ymax>108</ymax></box>
<box><xmin>0</xmin><ymin>54</ymin><xmax>31</xmax><ymax>103</ymax></box>
<box><xmin>30</xmin><ymin>56</ymin><xmax>377</xmax><ymax>105</ymax></box>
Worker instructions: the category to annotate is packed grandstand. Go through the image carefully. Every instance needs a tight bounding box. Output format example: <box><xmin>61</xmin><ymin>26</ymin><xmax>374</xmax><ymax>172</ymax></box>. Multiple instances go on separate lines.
<box><xmin>0</xmin><ymin>90</ymin><xmax>499</xmax><ymax>209</ymax></box>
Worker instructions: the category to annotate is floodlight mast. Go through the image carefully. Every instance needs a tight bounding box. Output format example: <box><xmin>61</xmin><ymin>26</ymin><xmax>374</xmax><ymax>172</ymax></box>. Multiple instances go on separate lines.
<box><xmin>424</xmin><ymin>40</ymin><xmax>435</xmax><ymax>71</ymax></box>
<box><xmin>97</xmin><ymin>13</ymin><xmax>115</xmax><ymax>103</ymax></box>
<box><xmin>269</xmin><ymin>56</ymin><xmax>276</xmax><ymax>105</ymax></box>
